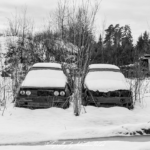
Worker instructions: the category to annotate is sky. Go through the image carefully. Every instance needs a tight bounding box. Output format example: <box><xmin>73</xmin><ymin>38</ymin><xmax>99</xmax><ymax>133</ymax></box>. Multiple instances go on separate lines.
<box><xmin>0</xmin><ymin>0</ymin><xmax>150</xmax><ymax>43</ymax></box>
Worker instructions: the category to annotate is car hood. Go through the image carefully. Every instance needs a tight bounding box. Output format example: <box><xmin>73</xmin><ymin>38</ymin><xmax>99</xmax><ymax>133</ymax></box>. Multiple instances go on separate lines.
<box><xmin>21</xmin><ymin>77</ymin><xmax>67</xmax><ymax>88</ymax></box>
<box><xmin>84</xmin><ymin>79</ymin><xmax>130</xmax><ymax>92</ymax></box>
<box><xmin>21</xmin><ymin>69</ymin><xmax>68</xmax><ymax>88</ymax></box>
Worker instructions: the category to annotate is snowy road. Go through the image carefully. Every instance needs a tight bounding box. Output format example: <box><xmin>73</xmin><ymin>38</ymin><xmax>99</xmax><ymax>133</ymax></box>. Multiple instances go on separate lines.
<box><xmin>1</xmin><ymin>135</ymin><xmax>150</xmax><ymax>146</ymax></box>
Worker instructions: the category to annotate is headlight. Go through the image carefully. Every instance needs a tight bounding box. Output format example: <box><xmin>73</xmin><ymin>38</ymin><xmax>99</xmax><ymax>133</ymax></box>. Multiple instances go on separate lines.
<box><xmin>20</xmin><ymin>90</ymin><xmax>25</xmax><ymax>95</ymax></box>
<box><xmin>60</xmin><ymin>91</ymin><xmax>65</xmax><ymax>96</ymax></box>
<box><xmin>54</xmin><ymin>91</ymin><xmax>59</xmax><ymax>96</ymax></box>
<box><xmin>26</xmin><ymin>91</ymin><xmax>31</xmax><ymax>96</ymax></box>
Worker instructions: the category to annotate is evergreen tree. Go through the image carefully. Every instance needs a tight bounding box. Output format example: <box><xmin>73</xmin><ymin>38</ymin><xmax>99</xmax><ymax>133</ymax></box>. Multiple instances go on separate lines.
<box><xmin>136</xmin><ymin>31</ymin><xmax>150</xmax><ymax>56</ymax></box>
<box><xmin>102</xmin><ymin>24</ymin><xmax>134</xmax><ymax>66</ymax></box>
<box><xmin>91</xmin><ymin>34</ymin><xmax>103</xmax><ymax>63</ymax></box>
<box><xmin>119</xmin><ymin>25</ymin><xmax>134</xmax><ymax>65</ymax></box>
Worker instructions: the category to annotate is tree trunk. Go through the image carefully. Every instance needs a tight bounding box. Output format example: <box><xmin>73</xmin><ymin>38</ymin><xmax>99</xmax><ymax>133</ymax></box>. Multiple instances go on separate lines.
<box><xmin>73</xmin><ymin>76</ymin><xmax>82</xmax><ymax>116</ymax></box>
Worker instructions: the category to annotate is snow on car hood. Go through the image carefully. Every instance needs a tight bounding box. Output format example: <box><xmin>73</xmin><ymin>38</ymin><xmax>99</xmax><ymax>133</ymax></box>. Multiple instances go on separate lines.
<box><xmin>84</xmin><ymin>71</ymin><xmax>130</xmax><ymax>92</ymax></box>
<box><xmin>21</xmin><ymin>69</ymin><xmax>67</xmax><ymax>88</ymax></box>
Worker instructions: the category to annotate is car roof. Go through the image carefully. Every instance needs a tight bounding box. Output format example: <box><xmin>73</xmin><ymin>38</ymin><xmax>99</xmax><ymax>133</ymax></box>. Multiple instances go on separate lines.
<box><xmin>32</xmin><ymin>63</ymin><xmax>62</xmax><ymax>69</ymax></box>
<box><xmin>89</xmin><ymin>64</ymin><xmax>120</xmax><ymax>70</ymax></box>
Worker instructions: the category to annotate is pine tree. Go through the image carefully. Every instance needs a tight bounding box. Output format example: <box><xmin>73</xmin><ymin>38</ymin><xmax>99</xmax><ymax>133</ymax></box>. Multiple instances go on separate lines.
<box><xmin>136</xmin><ymin>31</ymin><xmax>150</xmax><ymax>56</ymax></box>
<box><xmin>102</xmin><ymin>24</ymin><xmax>134</xmax><ymax>66</ymax></box>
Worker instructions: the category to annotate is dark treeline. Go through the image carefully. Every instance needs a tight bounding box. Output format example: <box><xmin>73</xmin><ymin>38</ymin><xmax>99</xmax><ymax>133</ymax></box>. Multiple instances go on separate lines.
<box><xmin>91</xmin><ymin>24</ymin><xmax>150</xmax><ymax>67</ymax></box>
<box><xmin>4</xmin><ymin>23</ymin><xmax>150</xmax><ymax>77</ymax></box>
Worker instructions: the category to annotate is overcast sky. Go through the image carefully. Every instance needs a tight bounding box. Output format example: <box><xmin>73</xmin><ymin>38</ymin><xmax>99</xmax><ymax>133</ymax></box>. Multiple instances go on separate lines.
<box><xmin>0</xmin><ymin>0</ymin><xmax>150</xmax><ymax>43</ymax></box>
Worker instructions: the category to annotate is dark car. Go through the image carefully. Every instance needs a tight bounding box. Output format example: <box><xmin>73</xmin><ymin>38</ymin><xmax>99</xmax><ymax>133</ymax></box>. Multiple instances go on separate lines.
<box><xmin>15</xmin><ymin>63</ymin><xmax>71</xmax><ymax>109</ymax></box>
<box><xmin>83</xmin><ymin>64</ymin><xmax>133</xmax><ymax>109</ymax></box>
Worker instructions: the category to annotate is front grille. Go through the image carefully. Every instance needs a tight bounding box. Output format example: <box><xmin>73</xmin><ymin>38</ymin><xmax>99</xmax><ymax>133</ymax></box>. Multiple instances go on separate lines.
<box><xmin>120</xmin><ymin>90</ymin><xmax>132</xmax><ymax>97</ymax></box>
<box><xmin>37</xmin><ymin>90</ymin><xmax>54</xmax><ymax>96</ymax></box>
<box><xmin>88</xmin><ymin>90</ymin><xmax>131</xmax><ymax>97</ymax></box>
<box><xmin>19</xmin><ymin>88</ymin><xmax>66</xmax><ymax>97</ymax></box>
<box><xmin>109</xmin><ymin>91</ymin><xmax>120</xmax><ymax>97</ymax></box>
<box><xmin>92</xmin><ymin>91</ymin><xmax>108</xmax><ymax>97</ymax></box>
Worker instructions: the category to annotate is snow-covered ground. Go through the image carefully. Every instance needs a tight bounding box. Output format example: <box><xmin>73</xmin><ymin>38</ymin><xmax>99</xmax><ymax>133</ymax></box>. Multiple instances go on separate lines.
<box><xmin>0</xmin><ymin>91</ymin><xmax>150</xmax><ymax>144</ymax></box>
<box><xmin>1</xmin><ymin>141</ymin><xmax>150</xmax><ymax>150</ymax></box>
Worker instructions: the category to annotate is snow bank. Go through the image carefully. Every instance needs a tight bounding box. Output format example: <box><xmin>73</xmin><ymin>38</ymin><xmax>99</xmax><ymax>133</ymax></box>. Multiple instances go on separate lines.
<box><xmin>0</xmin><ymin>95</ymin><xmax>150</xmax><ymax>144</ymax></box>
<box><xmin>21</xmin><ymin>69</ymin><xmax>67</xmax><ymax>88</ymax></box>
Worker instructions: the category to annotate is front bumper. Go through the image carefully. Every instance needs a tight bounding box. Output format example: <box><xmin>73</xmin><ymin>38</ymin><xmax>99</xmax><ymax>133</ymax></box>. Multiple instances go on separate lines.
<box><xmin>15</xmin><ymin>96</ymin><xmax>69</xmax><ymax>108</ymax></box>
<box><xmin>85</xmin><ymin>96</ymin><xmax>133</xmax><ymax>107</ymax></box>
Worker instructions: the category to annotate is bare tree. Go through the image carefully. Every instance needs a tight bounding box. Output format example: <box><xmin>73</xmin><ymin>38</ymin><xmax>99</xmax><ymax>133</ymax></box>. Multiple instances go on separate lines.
<box><xmin>55</xmin><ymin>0</ymin><xmax>99</xmax><ymax>116</ymax></box>
<box><xmin>5</xmin><ymin>7</ymin><xmax>34</xmax><ymax>101</ymax></box>
<box><xmin>124</xmin><ymin>50</ymin><xmax>150</xmax><ymax>108</ymax></box>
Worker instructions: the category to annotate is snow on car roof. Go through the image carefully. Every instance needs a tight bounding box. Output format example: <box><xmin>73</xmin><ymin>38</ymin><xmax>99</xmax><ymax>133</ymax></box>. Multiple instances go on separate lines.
<box><xmin>89</xmin><ymin>64</ymin><xmax>120</xmax><ymax>70</ymax></box>
<box><xmin>32</xmin><ymin>63</ymin><xmax>62</xmax><ymax>68</ymax></box>
<box><xmin>85</xmin><ymin>64</ymin><xmax>129</xmax><ymax>92</ymax></box>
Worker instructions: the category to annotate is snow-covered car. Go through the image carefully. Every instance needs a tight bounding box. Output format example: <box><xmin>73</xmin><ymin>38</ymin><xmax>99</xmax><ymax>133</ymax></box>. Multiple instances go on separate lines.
<box><xmin>15</xmin><ymin>63</ymin><xmax>71</xmax><ymax>109</ymax></box>
<box><xmin>83</xmin><ymin>64</ymin><xmax>133</xmax><ymax>109</ymax></box>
